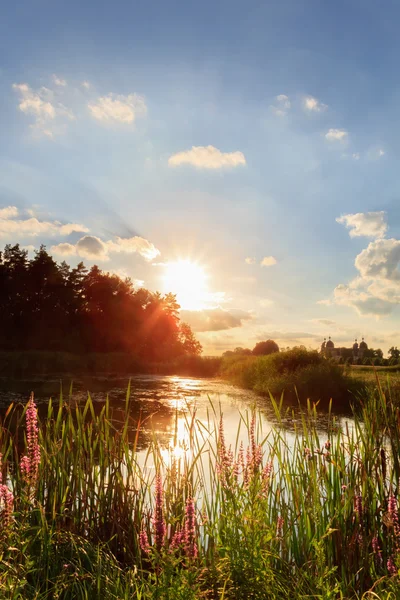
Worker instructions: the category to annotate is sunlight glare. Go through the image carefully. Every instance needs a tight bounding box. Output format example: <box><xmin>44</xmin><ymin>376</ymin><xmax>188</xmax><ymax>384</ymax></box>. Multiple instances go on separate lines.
<box><xmin>163</xmin><ymin>260</ymin><xmax>209</xmax><ymax>310</ymax></box>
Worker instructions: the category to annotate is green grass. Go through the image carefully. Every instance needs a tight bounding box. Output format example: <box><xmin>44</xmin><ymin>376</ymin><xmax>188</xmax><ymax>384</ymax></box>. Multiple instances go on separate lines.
<box><xmin>1</xmin><ymin>381</ymin><xmax>400</xmax><ymax>598</ymax></box>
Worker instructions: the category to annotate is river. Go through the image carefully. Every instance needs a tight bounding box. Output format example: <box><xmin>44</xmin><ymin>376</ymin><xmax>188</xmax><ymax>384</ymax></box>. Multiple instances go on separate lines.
<box><xmin>0</xmin><ymin>375</ymin><xmax>353</xmax><ymax>463</ymax></box>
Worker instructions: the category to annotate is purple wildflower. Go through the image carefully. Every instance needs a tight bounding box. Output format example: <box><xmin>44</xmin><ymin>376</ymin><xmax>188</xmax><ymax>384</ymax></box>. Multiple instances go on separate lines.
<box><xmin>262</xmin><ymin>461</ymin><xmax>273</xmax><ymax>496</ymax></box>
<box><xmin>184</xmin><ymin>497</ymin><xmax>198</xmax><ymax>558</ymax></box>
<box><xmin>372</xmin><ymin>536</ymin><xmax>383</xmax><ymax>567</ymax></box>
<box><xmin>169</xmin><ymin>529</ymin><xmax>184</xmax><ymax>552</ymax></box>
<box><xmin>139</xmin><ymin>530</ymin><xmax>150</xmax><ymax>555</ymax></box>
<box><xmin>20</xmin><ymin>393</ymin><xmax>41</xmax><ymax>488</ymax></box>
<box><xmin>354</xmin><ymin>494</ymin><xmax>363</xmax><ymax>519</ymax></box>
<box><xmin>277</xmin><ymin>515</ymin><xmax>284</xmax><ymax>537</ymax></box>
<box><xmin>0</xmin><ymin>453</ymin><xmax>14</xmax><ymax>529</ymax></box>
<box><xmin>388</xmin><ymin>494</ymin><xmax>399</xmax><ymax>536</ymax></box>
<box><xmin>0</xmin><ymin>484</ymin><xmax>14</xmax><ymax>528</ymax></box>
<box><xmin>387</xmin><ymin>556</ymin><xmax>397</xmax><ymax>576</ymax></box>
<box><xmin>152</xmin><ymin>473</ymin><xmax>166</xmax><ymax>552</ymax></box>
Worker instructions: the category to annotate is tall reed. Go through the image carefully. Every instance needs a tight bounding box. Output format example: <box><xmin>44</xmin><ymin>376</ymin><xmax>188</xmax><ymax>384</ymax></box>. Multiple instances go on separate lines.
<box><xmin>0</xmin><ymin>381</ymin><xmax>399</xmax><ymax>598</ymax></box>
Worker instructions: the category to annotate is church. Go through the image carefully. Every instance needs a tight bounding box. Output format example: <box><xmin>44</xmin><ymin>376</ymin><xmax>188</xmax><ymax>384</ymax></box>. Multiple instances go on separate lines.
<box><xmin>320</xmin><ymin>337</ymin><xmax>368</xmax><ymax>361</ymax></box>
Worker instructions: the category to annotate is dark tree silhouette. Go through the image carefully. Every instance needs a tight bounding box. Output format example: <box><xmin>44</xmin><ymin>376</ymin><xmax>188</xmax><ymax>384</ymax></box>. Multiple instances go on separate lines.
<box><xmin>0</xmin><ymin>244</ymin><xmax>201</xmax><ymax>360</ymax></box>
<box><xmin>252</xmin><ymin>340</ymin><xmax>279</xmax><ymax>356</ymax></box>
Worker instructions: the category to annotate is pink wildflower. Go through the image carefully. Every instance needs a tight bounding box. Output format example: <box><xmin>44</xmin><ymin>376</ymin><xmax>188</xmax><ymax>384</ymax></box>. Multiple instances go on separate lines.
<box><xmin>152</xmin><ymin>473</ymin><xmax>166</xmax><ymax>552</ymax></box>
<box><xmin>184</xmin><ymin>497</ymin><xmax>198</xmax><ymax>558</ymax></box>
<box><xmin>169</xmin><ymin>529</ymin><xmax>184</xmax><ymax>552</ymax></box>
<box><xmin>277</xmin><ymin>515</ymin><xmax>284</xmax><ymax>537</ymax></box>
<box><xmin>387</xmin><ymin>556</ymin><xmax>397</xmax><ymax>576</ymax></box>
<box><xmin>372</xmin><ymin>536</ymin><xmax>382</xmax><ymax>567</ymax></box>
<box><xmin>262</xmin><ymin>461</ymin><xmax>273</xmax><ymax>496</ymax></box>
<box><xmin>0</xmin><ymin>454</ymin><xmax>14</xmax><ymax>529</ymax></box>
<box><xmin>139</xmin><ymin>530</ymin><xmax>150</xmax><ymax>555</ymax></box>
<box><xmin>388</xmin><ymin>494</ymin><xmax>400</xmax><ymax>536</ymax></box>
<box><xmin>20</xmin><ymin>393</ymin><xmax>41</xmax><ymax>487</ymax></box>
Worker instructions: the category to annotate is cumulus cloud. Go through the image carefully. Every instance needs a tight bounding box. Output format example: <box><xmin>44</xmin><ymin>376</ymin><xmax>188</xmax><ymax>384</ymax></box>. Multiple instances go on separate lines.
<box><xmin>332</xmin><ymin>230</ymin><xmax>400</xmax><ymax>316</ymax></box>
<box><xmin>51</xmin><ymin>234</ymin><xmax>160</xmax><ymax>262</ymax></box>
<box><xmin>261</xmin><ymin>256</ymin><xmax>277</xmax><ymax>267</ymax></box>
<box><xmin>336</xmin><ymin>211</ymin><xmax>387</xmax><ymax>239</ymax></box>
<box><xmin>333</xmin><ymin>283</ymin><xmax>393</xmax><ymax>316</ymax></box>
<box><xmin>245</xmin><ymin>257</ymin><xmax>256</xmax><ymax>264</ymax></box>
<box><xmin>325</xmin><ymin>128</ymin><xmax>348</xmax><ymax>142</ymax></box>
<box><xmin>0</xmin><ymin>206</ymin><xmax>19</xmax><ymax>219</ymax></box>
<box><xmin>52</xmin><ymin>75</ymin><xmax>67</xmax><ymax>87</ymax></box>
<box><xmin>180</xmin><ymin>308</ymin><xmax>252</xmax><ymax>332</ymax></box>
<box><xmin>303</xmin><ymin>96</ymin><xmax>327</xmax><ymax>112</ymax></box>
<box><xmin>270</xmin><ymin>94</ymin><xmax>291</xmax><ymax>117</ymax></box>
<box><xmin>81</xmin><ymin>81</ymin><xmax>91</xmax><ymax>90</ymax></box>
<box><xmin>12</xmin><ymin>82</ymin><xmax>74</xmax><ymax>137</ymax></box>
<box><xmin>168</xmin><ymin>145</ymin><xmax>246</xmax><ymax>169</ymax></box>
<box><xmin>88</xmin><ymin>93</ymin><xmax>147</xmax><ymax>124</ymax></box>
<box><xmin>0</xmin><ymin>205</ymin><xmax>88</xmax><ymax>238</ymax></box>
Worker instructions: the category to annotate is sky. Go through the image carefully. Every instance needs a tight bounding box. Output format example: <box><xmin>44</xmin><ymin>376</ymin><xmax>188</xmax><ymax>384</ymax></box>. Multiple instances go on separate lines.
<box><xmin>2</xmin><ymin>0</ymin><xmax>400</xmax><ymax>355</ymax></box>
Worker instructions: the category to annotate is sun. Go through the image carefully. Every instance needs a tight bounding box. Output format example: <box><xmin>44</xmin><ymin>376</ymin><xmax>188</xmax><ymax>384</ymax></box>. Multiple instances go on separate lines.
<box><xmin>163</xmin><ymin>260</ymin><xmax>208</xmax><ymax>311</ymax></box>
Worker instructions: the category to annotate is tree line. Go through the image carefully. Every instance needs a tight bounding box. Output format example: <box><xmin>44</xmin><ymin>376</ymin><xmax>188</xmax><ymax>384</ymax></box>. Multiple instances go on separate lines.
<box><xmin>0</xmin><ymin>244</ymin><xmax>202</xmax><ymax>361</ymax></box>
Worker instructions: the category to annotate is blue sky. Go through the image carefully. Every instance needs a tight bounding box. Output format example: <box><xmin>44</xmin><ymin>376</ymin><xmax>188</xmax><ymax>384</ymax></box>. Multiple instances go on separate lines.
<box><xmin>2</xmin><ymin>0</ymin><xmax>400</xmax><ymax>353</ymax></box>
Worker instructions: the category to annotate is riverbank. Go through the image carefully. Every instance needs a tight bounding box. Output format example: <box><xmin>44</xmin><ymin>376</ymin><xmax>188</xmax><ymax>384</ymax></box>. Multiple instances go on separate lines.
<box><xmin>0</xmin><ymin>351</ymin><xmax>221</xmax><ymax>379</ymax></box>
<box><xmin>1</xmin><ymin>386</ymin><xmax>399</xmax><ymax>599</ymax></box>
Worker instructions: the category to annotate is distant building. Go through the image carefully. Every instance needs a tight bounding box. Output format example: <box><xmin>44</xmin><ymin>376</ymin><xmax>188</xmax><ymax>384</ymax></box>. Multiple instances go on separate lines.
<box><xmin>320</xmin><ymin>336</ymin><xmax>368</xmax><ymax>361</ymax></box>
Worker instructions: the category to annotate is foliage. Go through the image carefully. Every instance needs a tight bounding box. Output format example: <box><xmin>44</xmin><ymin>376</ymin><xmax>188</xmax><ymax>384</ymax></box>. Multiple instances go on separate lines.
<box><xmin>0</xmin><ymin>244</ymin><xmax>201</xmax><ymax>361</ymax></box>
<box><xmin>252</xmin><ymin>339</ymin><xmax>279</xmax><ymax>356</ymax></box>
<box><xmin>220</xmin><ymin>348</ymin><xmax>364</xmax><ymax>408</ymax></box>
<box><xmin>2</xmin><ymin>383</ymin><xmax>400</xmax><ymax>597</ymax></box>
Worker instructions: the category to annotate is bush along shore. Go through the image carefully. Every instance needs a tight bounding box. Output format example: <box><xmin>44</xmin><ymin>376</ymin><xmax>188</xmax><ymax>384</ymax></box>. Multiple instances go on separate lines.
<box><xmin>220</xmin><ymin>348</ymin><xmax>368</xmax><ymax>410</ymax></box>
<box><xmin>1</xmin><ymin>383</ymin><xmax>400</xmax><ymax>598</ymax></box>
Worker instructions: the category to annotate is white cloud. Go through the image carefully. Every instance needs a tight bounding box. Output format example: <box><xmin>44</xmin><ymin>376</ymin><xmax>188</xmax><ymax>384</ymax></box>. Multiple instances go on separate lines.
<box><xmin>261</xmin><ymin>256</ymin><xmax>277</xmax><ymax>267</ymax></box>
<box><xmin>354</xmin><ymin>238</ymin><xmax>400</xmax><ymax>280</ymax></box>
<box><xmin>352</xmin><ymin>153</ymin><xmax>360</xmax><ymax>160</ymax></box>
<box><xmin>332</xmin><ymin>236</ymin><xmax>400</xmax><ymax>316</ymax></box>
<box><xmin>81</xmin><ymin>81</ymin><xmax>91</xmax><ymax>90</ymax></box>
<box><xmin>106</xmin><ymin>236</ymin><xmax>160</xmax><ymax>261</ymax></box>
<box><xmin>303</xmin><ymin>96</ymin><xmax>327</xmax><ymax>112</ymax></box>
<box><xmin>245</xmin><ymin>257</ymin><xmax>256</xmax><ymax>264</ymax></box>
<box><xmin>270</xmin><ymin>94</ymin><xmax>291</xmax><ymax>117</ymax></box>
<box><xmin>180</xmin><ymin>307</ymin><xmax>252</xmax><ymax>332</ymax></box>
<box><xmin>336</xmin><ymin>211</ymin><xmax>387</xmax><ymax>239</ymax></box>
<box><xmin>316</xmin><ymin>299</ymin><xmax>333</xmax><ymax>306</ymax></box>
<box><xmin>168</xmin><ymin>145</ymin><xmax>246</xmax><ymax>169</ymax></box>
<box><xmin>12</xmin><ymin>82</ymin><xmax>74</xmax><ymax>137</ymax></box>
<box><xmin>325</xmin><ymin>128</ymin><xmax>348</xmax><ymax>142</ymax></box>
<box><xmin>88</xmin><ymin>93</ymin><xmax>147</xmax><ymax>124</ymax></box>
<box><xmin>52</xmin><ymin>75</ymin><xmax>67</xmax><ymax>87</ymax></box>
<box><xmin>0</xmin><ymin>206</ymin><xmax>19</xmax><ymax>219</ymax></box>
<box><xmin>52</xmin><ymin>234</ymin><xmax>160</xmax><ymax>262</ymax></box>
<box><xmin>333</xmin><ymin>283</ymin><xmax>393</xmax><ymax>316</ymax></box>
<box><xmin>0</xmin><ymin>206</ymin><xmax>88</xmax><ymax>238</ymax></box>
<box><xmin>276</xmin><ymin>94</ymin><xmax>291</xmax><ymax>109</ymax></box>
